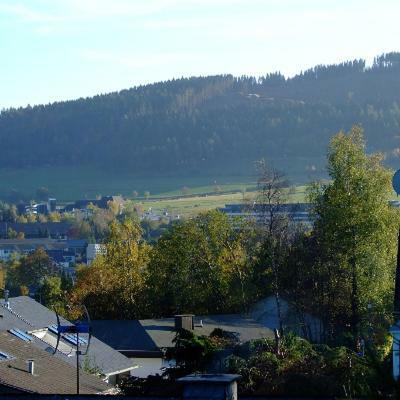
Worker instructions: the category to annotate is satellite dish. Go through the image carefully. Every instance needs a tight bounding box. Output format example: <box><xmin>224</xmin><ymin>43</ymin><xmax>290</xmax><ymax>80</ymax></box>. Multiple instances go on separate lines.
<box><xmin>393</xmin><ymin>169</ymin><xmax>400</xmax><ymax>195</ymax></box>
<box><xmin>51</xmin><ymin>305</ymin><xmax>92</xmax><ymax>394</ymax></box>
<box><xmin>52</xmin><ymin>305</ymin><xmax>92</xmax><ymax>356</ymax></box>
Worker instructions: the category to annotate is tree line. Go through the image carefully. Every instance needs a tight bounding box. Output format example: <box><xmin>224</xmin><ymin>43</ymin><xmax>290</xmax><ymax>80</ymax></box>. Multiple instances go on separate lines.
<box><xmin>1</xmin><ymin>53</ymin><xmax>400</xmax><ymax>182</ymax></box>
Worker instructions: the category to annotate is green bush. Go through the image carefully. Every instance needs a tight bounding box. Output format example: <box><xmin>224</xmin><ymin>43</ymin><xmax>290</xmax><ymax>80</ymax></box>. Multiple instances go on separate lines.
<box><xmin>225</xmin><ymin>333</ymin><xmax>390</xmax><ymax>397</ymax></box>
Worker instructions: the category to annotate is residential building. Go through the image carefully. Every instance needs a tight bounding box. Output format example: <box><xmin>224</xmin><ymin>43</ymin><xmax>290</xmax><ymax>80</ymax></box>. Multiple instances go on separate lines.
<box><xmin>0</xmin><ymin>238</ymin><xmax>87</xmax><ymax>266</ymax></box>
<box><xmin>0</xmin><ymin>296</ymin><xmax>137</xmax><ymax>385</ymax></box>
<box><xmin>17</xmin><ymin>198</ymin><xmax>57</xmax><ymax>216</ymax></box>
<box><xmin>86</xmin><ymin>243</ymin><xmax>106</xmax><ymax>265</ymax></box>
<box><xmin>0</xmin><ymin>330</ymin><xmax>111</xmax><ymax>394</ymax></box>
<box><xmin>92</xmin><ymin>314</ymin><xmax>273</xmax><ymax>378</ymax></box>
<box><xmin>0</xmin><ymin>239</ymin><xmax>67</xmax><ymax>262</ymax></box>
<box><xmin>63</xmin><ymin>196</ymin><xmax>124</xmax><ymax>213</ymax></box>
<box><xmin>0</xmin><ymin>222</ymin><xmax>72</xmax><ymax>239</ymax></box>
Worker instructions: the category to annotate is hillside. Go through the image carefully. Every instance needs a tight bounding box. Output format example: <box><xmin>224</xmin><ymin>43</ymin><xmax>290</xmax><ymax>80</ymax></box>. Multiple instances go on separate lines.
<box><xmin>1</xmin><ymin>52</ymin><xmax>400</xmax><ymax>199</ymax></box>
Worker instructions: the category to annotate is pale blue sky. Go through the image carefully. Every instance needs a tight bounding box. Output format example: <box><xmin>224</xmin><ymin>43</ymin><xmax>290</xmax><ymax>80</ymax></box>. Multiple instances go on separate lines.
<box><xmin>1</xmin><ymin>0</ymin><xmax>399</xmax><ymax>109</ymax></box>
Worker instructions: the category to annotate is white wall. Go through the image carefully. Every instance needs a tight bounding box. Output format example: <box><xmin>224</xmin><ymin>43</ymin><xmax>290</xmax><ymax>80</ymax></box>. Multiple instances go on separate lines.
<box><xmin>131</xmin><ymin>358</ymin><xmax>175</xmax><ymax>378</ymax></box>
<box><xmin>86</xmin><ymin>243</ymin><xmax>106</xmax><ymax>265</ymax></box>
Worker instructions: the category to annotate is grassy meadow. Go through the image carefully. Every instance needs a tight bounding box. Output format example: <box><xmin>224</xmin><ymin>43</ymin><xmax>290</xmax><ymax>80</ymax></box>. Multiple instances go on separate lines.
<box><xmin>0</xmin><ymin>166</ymin><xmax>310</xmax><ymax>217</ymax></box>
<box><xmin>0</xmin><ymin>166</ymin><xmax>256</xmax><ymax>202</ymax></box>
<box><xmin>139</xmin><ymin>185</ymin><xmax>308</xmax><ymax>218</ymax></box>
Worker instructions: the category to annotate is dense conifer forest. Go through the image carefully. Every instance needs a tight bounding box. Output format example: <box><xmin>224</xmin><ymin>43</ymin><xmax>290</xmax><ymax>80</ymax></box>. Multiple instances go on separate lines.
<box><xmin>2</xmin><ymin>52</ymin><xmax>400</xmax><ymax>181</ymax></box>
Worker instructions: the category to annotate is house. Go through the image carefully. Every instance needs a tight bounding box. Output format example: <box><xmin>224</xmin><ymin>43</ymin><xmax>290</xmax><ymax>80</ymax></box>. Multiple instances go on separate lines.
<box><xmin>0</xmin><ymin>238</ymin><xmax>68</xmax><ymax>262</ymax></box>
<box><xmin>92</xmin><ymin>314</ymin><xmax>273</xmax><ymax>378</ymax></box>
<box><xmin>45</xmin><ymin>249</ymin><xmax>76</xmax><ymax>275</ymax></box>
<box><xmin>0</xmin><ymin>330</ymin><xmax>111</xmax><ymax>394</ymax></box>
<box><xmin>17</xmin><ymin>198</ymin><xmax>57</xmax><ymax>216</ymax></box>
<box><xmin>63</xmin><ymin>196</ymin><xmax>124</xmax><ymax>213</ymax></box>
<box><xmin>0</xmin><ymin>296</ymin><xmax>137</xmax><ymax>385</ymax></box>
<box><xmin>67</xmin><ymin>239</ymin><xmax>88</xmax><ymax>258</ymax></box>
<box><xmin>0</xmin><ymin>238</ymin><xmax>87</xmax><ymax>265</ymax></box>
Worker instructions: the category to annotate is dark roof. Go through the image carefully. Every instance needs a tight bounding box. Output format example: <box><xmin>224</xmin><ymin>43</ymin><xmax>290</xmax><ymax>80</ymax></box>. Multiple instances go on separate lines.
<box><xmin>0</xmin><ymin>330</ymin><xmax>110</xmax><ymax>394</ymax></box>
<box><xmin>0</xmin><ymin>238</ymin><xmax>67</xmax><ymax>250</ymax></box>
<box><xmin>66</xmin><ymin>239</ymin><xmax>88</xmax><ymax>249</ymax></box>
<box><xmin>45</xmin><ymin>250</ymin><xmax>74</xmax><ymax>263</ymax></box>
<box><xmin>63</xmin><ymin>196</ymin><xmax>124</xmax><ymax>212</ymax></box>
<box><xmin>0</xmin><ymin>223</ymin><xmax>72</xmax><ymax>238</ymax></box>
<box><xmin>91</xmin><ymin>320</ymin><xmax>162</xmax><ymax>357</ymax></box>
<box><xmin>0</xmin><ymin>307</ymin><xmax>33</xmax><ymax>332</ymax></box>
<box><xmin>1</xmin><ymin>297</ymin><xmax>135</xmax><ymax>377</ymax></box>
<box><xmin>92</xmin><ymin>315</ymin><xmax>273</xmax><ymax>354</ymax></box>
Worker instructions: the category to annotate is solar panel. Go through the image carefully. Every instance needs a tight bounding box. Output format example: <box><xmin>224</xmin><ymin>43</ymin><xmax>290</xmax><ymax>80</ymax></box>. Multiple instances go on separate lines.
<box><xmin>0</xmin><ymin>351</ymin><xmax>13</xmax><ymax>360</ymax></box>
<box><xmin>79</xmin><ymin>336</ymin><xmax>88</xmax><ymax>345</ymax></box>
<box><xmin>14</xmin><ymin>328</ymin><xmax>33</xmax><ymax>341</ymax></box>
<box><xmin>48</xmin><ymin>325</ymin><xmax>59</xmax><ymax>335</ymax></box>
<box><xmin>8</xmin><ymin>328</ymin><xmax>33</xmax><ymax>342</ymax></box>
<box><xmin>63</xmin><ymin>333</ymin><xmax>78</xmax><ymax>346</ymax></box>
<box><xmin>47</xmin><ymin>325</ymin><xmax>88</xmax><ymax>346</ymax></box>
<box><xmin>63</xmin><ymin>333</ymin><xmax>87</xmax><ymax>346</ymax></box>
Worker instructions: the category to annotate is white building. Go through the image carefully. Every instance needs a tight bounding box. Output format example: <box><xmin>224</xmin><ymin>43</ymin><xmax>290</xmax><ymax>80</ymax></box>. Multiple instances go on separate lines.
<box><xmin>86</xmin><ymin>243</ymin><xmax>106</xmax><ymax>265</ymax></box>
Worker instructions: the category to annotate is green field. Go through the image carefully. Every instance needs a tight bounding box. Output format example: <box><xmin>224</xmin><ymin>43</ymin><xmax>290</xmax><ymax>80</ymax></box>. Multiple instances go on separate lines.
<box><xmin>139</xmin><ymin>186</ymin><xmax>308</xmax><ymax>217</ymax></box>
<box><xmin>0</xmin><ymin>166</ymin><xmax>258</xmax><ymax>202</ymax></box>
<box><xmin>0</xmin><ymin>166</ymin><xmax>310</xmax><ymax>217</ymax></box>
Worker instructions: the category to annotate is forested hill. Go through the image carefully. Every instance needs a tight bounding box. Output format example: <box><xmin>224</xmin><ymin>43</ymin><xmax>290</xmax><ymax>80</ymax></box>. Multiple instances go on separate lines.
<box><xmin>2</xmin><ymin>52</ymin><xmax>400</xmax><ymax>181</ymax></box>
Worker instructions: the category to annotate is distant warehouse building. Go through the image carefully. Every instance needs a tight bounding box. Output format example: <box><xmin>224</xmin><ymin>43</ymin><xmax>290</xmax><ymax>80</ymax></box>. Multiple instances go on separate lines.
<box><xmin>219</xmin><ymin>203</ymin><xmax>311</xmax><ymax>224</ymax></box>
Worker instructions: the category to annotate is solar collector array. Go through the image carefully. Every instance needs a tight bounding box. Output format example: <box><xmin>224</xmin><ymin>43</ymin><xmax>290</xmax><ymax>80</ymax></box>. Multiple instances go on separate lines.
<box><xmin>8</xmin><ymin>328</ymin><xmax>33</xmax><ymax>342</ymax></box>
<box><xmin>48</xmin><ymin>324</ymin><xmax>88</xmax><ymax>346</ymax></box>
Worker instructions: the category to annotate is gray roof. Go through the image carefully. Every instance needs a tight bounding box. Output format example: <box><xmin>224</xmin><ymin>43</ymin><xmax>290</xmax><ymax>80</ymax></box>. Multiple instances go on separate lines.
<box><xmin>140</xmin><ymin>315</ymin><xmax>273</xmax><ymax>348</ymax></box>
<box><xmin>91</xmin><ymin>315</ymin><xmax>272</xmax><ymax>355</ymax></box>
<box><xmin>91</xmin><ymin>320</ymin><xmax>162</xmax><ymax>357</ymax></box>
<box><xmin>0</xmin><ymin>297</ymin><xmax>135</xmax><ymax>376</ymax></box>
<box><xmin>0</xmin><ymin>330</ymin><xmax>110</xmax><ymax>394</ymax></box>
<box><xmin>0</xmin><ymin>238</ymin><xmax>68</xmax><ymax>252</ymax></box>
<box><xmin>0</xmin><ymin>223</ymin><xmax>72</xmax><ymax>239</ymax></box>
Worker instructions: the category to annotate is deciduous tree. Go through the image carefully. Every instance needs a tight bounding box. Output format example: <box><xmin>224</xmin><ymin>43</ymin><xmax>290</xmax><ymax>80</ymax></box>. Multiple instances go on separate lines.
<box><xmin>308</xmin><ymin>126</ymin><xmax>399</xmax><ymax>346</ymax></box>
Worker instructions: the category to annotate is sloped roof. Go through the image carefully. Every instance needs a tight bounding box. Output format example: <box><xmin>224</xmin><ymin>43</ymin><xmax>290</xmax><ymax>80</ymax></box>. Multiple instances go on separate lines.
<box><xmin>91</xmin><ymin>320</ymin><xmax>161</xmax><ymax>357</ymax></box>
<box><xmin>0</xmin><ymin>330</ymin><xmax>110</xmax><ymax>394</ymax></box>
<box><xmin>0</xmin><ymin>297</ymin><xmax>135</xmax><ymax>376</ymax></box>
<box><xmin>0</xmin><ymin>238</ymin><xmax>68</xmax><ymax>252</ymax></box>
<box><xmin>0</xmin><ymin>223</ymin><xmax>72</xmax><ymax>238</ymax></box>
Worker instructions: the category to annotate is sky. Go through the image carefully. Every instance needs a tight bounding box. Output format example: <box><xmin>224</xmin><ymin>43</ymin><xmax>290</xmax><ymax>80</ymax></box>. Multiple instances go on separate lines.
<box><xmin>1</xmin><ymin>0</ymin><xmax>400</xmax><ymax>109</ymax></box>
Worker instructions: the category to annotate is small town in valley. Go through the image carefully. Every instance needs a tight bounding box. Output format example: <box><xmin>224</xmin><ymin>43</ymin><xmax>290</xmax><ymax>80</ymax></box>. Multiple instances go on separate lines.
<box><xmin>1</xmin><ymin>0</ymin><xmax>400</xmax><ymax>398</ymax></box>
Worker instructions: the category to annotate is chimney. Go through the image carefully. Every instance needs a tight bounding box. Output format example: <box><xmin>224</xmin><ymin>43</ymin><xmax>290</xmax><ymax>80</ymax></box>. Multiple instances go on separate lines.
<box><xmin>174</xmin><ymin>314</ymin><xmax>194</xmax><ymax>331</ymax></box>
<box><xmin>178</xmin><ymin>374</ymin><xmax>241</xmax><ymax>400</ymax></box>
<box><xmin>27</xmin><ymin>359</ymin><xmax>35</xmax><ymax>375</ymax></box>
<box><xmin>4</xmin><ymin>289</ymin><xmax>10</xmax><ymax>309</ymax></box>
